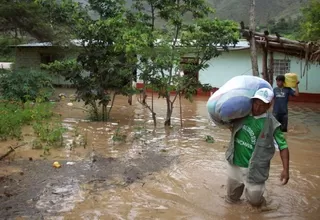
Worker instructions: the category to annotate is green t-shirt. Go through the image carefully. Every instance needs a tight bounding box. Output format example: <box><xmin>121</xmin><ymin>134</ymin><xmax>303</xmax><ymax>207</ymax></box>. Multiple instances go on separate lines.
<box><xmin>233</xmin><ymin>115</ymin><xmax>288</xmax><ymax>168</ymax></box>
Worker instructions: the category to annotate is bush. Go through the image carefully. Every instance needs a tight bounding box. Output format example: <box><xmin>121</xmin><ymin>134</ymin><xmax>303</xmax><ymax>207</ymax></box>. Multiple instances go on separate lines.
<box><xmin>0</xmin><ymin>69</ymin><xmax>54</xmax><ymax>102</ymax></box>
<box><xmin>0</xmin><ymin>100</ymin><xmax>55</xmax><ymax>141</ymax></box>
<box><xmin>0</xmin><ymin>37</ymin><xmax>16</xmax><ymax>62</ymax></box>
<box><xmin>32</xmin><ymin>121</ymin><xmax>66</xmax><ymax>147</ymax></box>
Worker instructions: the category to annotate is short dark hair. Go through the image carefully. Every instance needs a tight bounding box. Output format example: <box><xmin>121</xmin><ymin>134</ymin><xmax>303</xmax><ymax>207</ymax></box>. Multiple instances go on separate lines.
<box><xmin>276</xmin><ymin>75</ymin><xmax>285</xmax><ymax>82</ymax></box>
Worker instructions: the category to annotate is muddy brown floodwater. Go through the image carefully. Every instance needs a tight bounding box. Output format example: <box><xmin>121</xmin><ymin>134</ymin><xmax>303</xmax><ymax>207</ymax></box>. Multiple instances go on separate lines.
<box><xmin>0</xmin><ymin>88</ymin><xmax>320</xmax><ymax>220</ymax></box>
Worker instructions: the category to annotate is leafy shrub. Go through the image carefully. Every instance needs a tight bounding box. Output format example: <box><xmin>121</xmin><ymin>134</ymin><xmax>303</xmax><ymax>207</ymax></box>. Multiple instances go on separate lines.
<box><xmin>0</xmin><ymin>69</ymin><xmax>54</xmax><ymax>102</ymax></box>
<box><xmin>32</xmin><ymin>121</ymin><xmax>66</xmax><ymax>147</ymax></box>
<box><xmin>112</xmin><ymin>127</ymin><xmax>127</xmax><ymax>143</ymax></box>
<box><xmin>0</xmin><ymin>100</ymin><xmax>55</xmax><ymax>140</ymax></box>
<box><xmin>0</xmin><ymin>37</ymin><xmax>16</xmax><ymax>62</ymax></box>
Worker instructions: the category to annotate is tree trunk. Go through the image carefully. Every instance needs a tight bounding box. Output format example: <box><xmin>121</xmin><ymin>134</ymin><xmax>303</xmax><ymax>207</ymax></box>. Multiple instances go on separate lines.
<box><xmin>151</xmin><ymin>86</ymin><xmax>156</xmax><ymax>127</ymax></box>
<box><xmin>102</xmin><ymin>104</ymin><xmax>106</xmax><ymax>121</ymax></box>
<box><xmin>128</xmin><ymin>75</ymin><xmax>133</xmax><ymax>105</ymax></box>
<box><xmin>107</xmin><ymin>93</ymin><xmax>117</xmax><ymax>120</ymax></box>
<box><xmin>164</xmin><ymin>94</ymin><xmax>172</xmax><ymax>126</ymax></box>
<box><xmin>249</xmin><ymin>0</ymin><xmax>259</xmax><ymax>76</ymax></box>
<box><xmin>91</xmin><ymin>101</ymin><xmax>99</xmax><ymax>121</ymax></box>
<box><xmin>179</xmin><ymin>92</ymin><xmax>183</xmax><ymax>128</ymax></box>
<box><xmin>142</xmin><ymin>80</ymin><xmax>147</xmax><ymax>105</ymax></box>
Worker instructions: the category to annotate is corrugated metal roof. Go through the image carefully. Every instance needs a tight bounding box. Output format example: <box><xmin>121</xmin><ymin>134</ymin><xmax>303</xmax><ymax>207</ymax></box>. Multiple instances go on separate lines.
<box><xmin>12</xmin><ymin>42</ymin><xmax>53</xmax><ymax>47</ymax></box>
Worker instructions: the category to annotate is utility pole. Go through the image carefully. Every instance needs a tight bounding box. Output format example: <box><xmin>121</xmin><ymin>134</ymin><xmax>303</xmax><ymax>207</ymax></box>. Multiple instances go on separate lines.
<box><xmin>249</xmin><ymin>0</ymin><xmax>259</xmax><ymax>76</ymax></box>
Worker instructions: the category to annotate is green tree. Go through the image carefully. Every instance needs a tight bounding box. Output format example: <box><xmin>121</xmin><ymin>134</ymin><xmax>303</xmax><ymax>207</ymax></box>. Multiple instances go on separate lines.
<box><xmin>300</xmin><ymin>0</ymin><xmax>320</xmax><ymax>41</ymax></box>
<box><xmin>0</xmin><ymin>37</ymin><xmax>17</xmax><ymax>62</ymax></box>
<box><xmin>44</xmin><ymin>1</ymin><xmax>137</xmax><ymax>121</ymax></box>
<box><xmin>0</xmin><ymin>0</ymin><xmax>86</xmax><ymax>43</ymax></box>
<box><xmin>262</xmin><ymin>17</ymin><xmax>301</xmax><ymax>39</ymax></box>
<box><xmin>0</xmin><ymin>69</ymin><xmax>53</xmax><ymax>102</ymax></box>
<box><xmin>131</xmin><ymin>0</ymin><xmax>239</xmax><ymax>126</ymax></box>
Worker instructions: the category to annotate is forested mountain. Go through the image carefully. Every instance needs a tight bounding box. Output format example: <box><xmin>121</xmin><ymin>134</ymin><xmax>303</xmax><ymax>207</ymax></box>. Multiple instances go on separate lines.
<box><xmin>75</xmin><ymin>0</ymin><xmax>307</xmax><ymax>25</ymax></box>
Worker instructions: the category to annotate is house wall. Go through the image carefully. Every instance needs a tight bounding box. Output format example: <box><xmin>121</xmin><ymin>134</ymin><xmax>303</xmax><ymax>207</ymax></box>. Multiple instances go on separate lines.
<box><xmin>136</xmin><ymin>48</ymin><xmax>320</xmax><ymax>102</ymax></box>
<box><xmin>199</xmin><ymin>49</ymin><xmax>320</xmax><ymax>94</ymax></box>
<box><xmin>14</xmin><ymin>47</ymin><xmax>77</xmax><ymax>86</ymax></box>
<box><xmin>15</xmin><ymin>47</ymin><xmax>41</xmax><ymax>69</ymax></box>
<box><xmin>199</xmin><ymin>50</ymin><xmax>252</xmax><ymax>88</ymax></box>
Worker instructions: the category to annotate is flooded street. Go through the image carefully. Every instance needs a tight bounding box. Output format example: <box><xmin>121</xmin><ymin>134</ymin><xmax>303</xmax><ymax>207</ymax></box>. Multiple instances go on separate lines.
<box><xmin>1</xmin><ymin>89</ymin><xmax>320</xmax><ymax>220</ymax></box>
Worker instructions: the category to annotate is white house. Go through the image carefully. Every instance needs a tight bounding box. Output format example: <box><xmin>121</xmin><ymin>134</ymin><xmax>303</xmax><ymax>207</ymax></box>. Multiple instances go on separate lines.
<box><xmin>12</xmin><ymin>40</ymin><xmax>320</xmax><ymax>102</ymax></box>
<box><xmin>135</xmin><ymin>40</ymin><xmax>320</xmax><ymax>102</ymax></box>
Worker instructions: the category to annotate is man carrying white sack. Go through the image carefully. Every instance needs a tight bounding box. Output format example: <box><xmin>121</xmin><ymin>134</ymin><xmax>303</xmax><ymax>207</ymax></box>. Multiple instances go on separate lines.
<box><xmin>225</xmin><ymin>88</ymin><xmax>290</xmax><ymax>207</ymax></box>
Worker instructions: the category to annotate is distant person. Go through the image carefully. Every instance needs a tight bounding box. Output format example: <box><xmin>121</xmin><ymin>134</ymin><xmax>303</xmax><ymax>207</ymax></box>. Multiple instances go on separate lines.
<box><xmin>225</xmin><ymin>88</ymin><xmax>290</xmax><ymax>207</ymax></box>
<box><xmin>273</xmin><ymin>75</ymin><xmax>299</xmax><ymax>132</ymax></box>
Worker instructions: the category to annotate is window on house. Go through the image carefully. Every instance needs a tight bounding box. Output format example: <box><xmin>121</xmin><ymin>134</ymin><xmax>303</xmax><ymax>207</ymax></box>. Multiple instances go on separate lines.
<box><xmin>273</xmin><ymin>59</ymin><xmax>290</xmax><ymax>76</ymax></box>
<box><xmin>40</xmin><ymin>53</ymin><xmax>63</xmax><ymax>65</ymax></box>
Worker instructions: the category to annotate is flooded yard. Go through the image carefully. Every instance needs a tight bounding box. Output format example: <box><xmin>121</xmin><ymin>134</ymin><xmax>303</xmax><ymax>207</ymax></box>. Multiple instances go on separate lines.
<box><xmin>1</xmin><ymin>88</ymin><xmax>320</xmax><ymax>220</ymax></box>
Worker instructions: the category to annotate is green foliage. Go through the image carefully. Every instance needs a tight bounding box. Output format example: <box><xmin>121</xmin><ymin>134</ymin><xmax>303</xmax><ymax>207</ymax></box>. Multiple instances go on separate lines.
<box><xmin>260</xmin><ymin>0</ymin><xmax>320</xmax><ymax>41</ymax></box>
<box><xmin>35</xmin><ymin>0</ymin><xmax>88</xmax><ymax>43</ymax></box>
<box><xmin>88</xmin><ymin>0</ymin><xmax>125</xmax><ymax>18</ymax></box>
<box><xmin>205</xmin><ymin>135</ymin><xmax>215</xmax><ymax>143</ymax></box>
<box><xmin>0</xmin><ymin>100</ymin><xmax>54</xmax><ymax>141</ymax></box>
<box><xmin>32</xmin><ymin>121</ymin><xmax>66</xmax><ymax>147</ymax></box>
<box><xmin>130</xmin><ymin>0</ymin><xmax>239</xmax><ymax>126</ymax></box>
<box><xmin>112</xmin><ymin>127</ymin><xmax>127</xmax><ymax>143</ymax></box>
<box><xmin>0</xmin><ymin>69</ymin><xmax>53</xmax><ymax>102</ymax></box>
<box><xmin>0</xmin><ymin>37</ymin><xmax>17</xmax><ymax>62</ymax></box>
<box><xmin>201</xmin><ymin>84</ymin><xmax>214</xmax><ymax>92</ymax></box>
<box><xmin>262</xmin><ymin>17</ymin><xmax>301</xmax><ymax>39</ymax></box>
<box><xmin>0</xmin><ymin>0</ymin><xmax>88</xmax><ymax>43</ymax></box>
<box><xmin>300</xmin><ymin>0</ymin><xmax>320</xmax><ymax>41</ymax></box>
<box><xmin>0</xmin><ymin>96</ymin><xmax>66</xmax><ymax>157</ymax></box>
<box><xmin>44</xmin><ymin>1</ymin><xmax>138</xmax><ymax>121</ymax></box>
<box><xmin>45</xmin><ymin>0</ymin><xmax>238</xmax><ymax>127</ymax></box>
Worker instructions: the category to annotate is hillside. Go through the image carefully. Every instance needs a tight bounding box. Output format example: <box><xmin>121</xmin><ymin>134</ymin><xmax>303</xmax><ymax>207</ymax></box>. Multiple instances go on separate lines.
<box><xmin>75</xmin><ymin>0</ymin><xmax>307</xmax><ymax>25</ymax></box>
<box><xmin>206</xmin><ymin>0</ymin><xmax>307</xmax><ymax>25</ymax></box>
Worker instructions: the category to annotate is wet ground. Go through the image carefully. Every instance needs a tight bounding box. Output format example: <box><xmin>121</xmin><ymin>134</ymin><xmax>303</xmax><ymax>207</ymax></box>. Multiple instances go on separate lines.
<box><xmin>1</xmin><ymin>88</ymin><xmax>320</xmax><ymax>220</ymax></box>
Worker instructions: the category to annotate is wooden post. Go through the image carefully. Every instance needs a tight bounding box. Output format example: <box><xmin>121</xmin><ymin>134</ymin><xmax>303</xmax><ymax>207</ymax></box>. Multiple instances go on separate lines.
<box><xmin>249</xmin><ymin>0</ymin><xmax>259</xmax><ymax>76</ymax></box>
<box><xmin>262</xmin><ymin>45</ymin><xmax>268</xmax><ymax>82</ymax></box>
<box><xmin>268</xmin><ymin>51</ymin><xmax>274</xmax><ymax>86</ymax></box>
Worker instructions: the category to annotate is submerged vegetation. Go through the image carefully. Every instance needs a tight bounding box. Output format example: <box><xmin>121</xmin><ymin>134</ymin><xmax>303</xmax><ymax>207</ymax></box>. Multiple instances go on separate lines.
<box><xmin>0</xmin><ymin>99</ymin><xmax>66</xmax><ymax>152</ymax></box>
<box><xmin>0</xmin><ymin>68</ymin><xmax>67</xmax><ymax>155</ymax></box>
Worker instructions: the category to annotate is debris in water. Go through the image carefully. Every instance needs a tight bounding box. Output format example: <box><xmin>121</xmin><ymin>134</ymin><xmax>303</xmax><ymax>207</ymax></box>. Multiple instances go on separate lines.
<box><xmin>67</xmin><ymin>102</ymin><xmax>73</xmax><ymax>107</ymax></box>
<box><xmin>59</xmin><ymin>93</ymin><xmax>66</xmax><ymax>100</ymax></box>
<box><xmin>205</xmin><ymin>135</ymin><xmax>215</xmax><ymax>143</ymax></box>
<box><xmin>69</xmin><ymin>94</ymin><xmax>77</xmax><ymax>101</ymax></box>
<box><xmin>66</xmin><ymin>162</ymin><xmax>75</xmax><ymax>165</ymax></box>
<box><xmin>53</xmin><ymin>161</ymin><xmax>61</xmax><ymax>168</ymax></box>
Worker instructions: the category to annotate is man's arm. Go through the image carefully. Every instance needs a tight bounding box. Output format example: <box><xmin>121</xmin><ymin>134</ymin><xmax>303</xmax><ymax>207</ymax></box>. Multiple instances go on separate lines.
<box><xmin>274</xmin><ymin>127</ymin><xmax>290</xmax><ymax>185</ymax></box>
<box><xmin>228</xmin><ymin>117</ymin><xmax>244</xmax><ymax>131</ymax></box>
<box><xmin>280</xmin><ymin>148</ymin><xmax>290</xmax><ymax>185</ymax></box>
<box><xmin>292</xmin><ymin>81</ymin><xmax>300</xmax><ymax>97</ymax></box>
